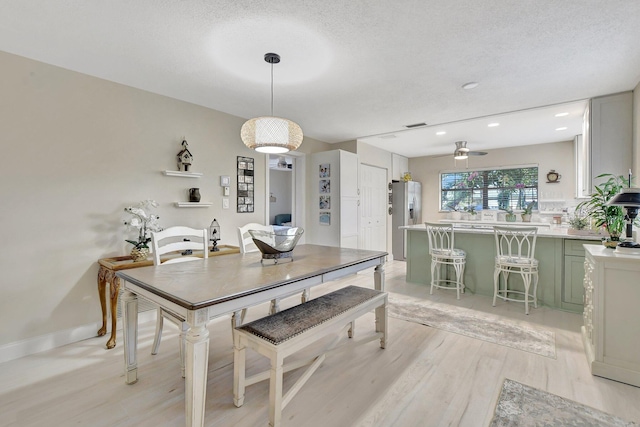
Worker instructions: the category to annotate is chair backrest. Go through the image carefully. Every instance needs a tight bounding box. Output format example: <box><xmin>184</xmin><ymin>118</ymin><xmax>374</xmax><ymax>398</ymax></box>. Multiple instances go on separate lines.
<box><xmin>425</xmin><ymin>222</ymin><xmax>455</xmax><ymax>254</ymax></box>
<box><xmin>493</xmin><ymin>226</ymin><xmax>538</xmax><ymax>260</ymax></box>
<box><xmin>151</xmin><ymin>226</ymin><xmax>209</xmax><ymax>266</ymax></box>
<box><xmin>237</xmin><ymin>223</ymin><xmax>274</xmax><ymax>253</ymax></box>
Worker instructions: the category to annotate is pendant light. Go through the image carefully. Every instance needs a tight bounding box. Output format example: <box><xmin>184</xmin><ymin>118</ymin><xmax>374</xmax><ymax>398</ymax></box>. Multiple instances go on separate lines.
<box><xmin>241</xmin><ymin>53</ymin><xmax>303</xmax><ymax>154</ymax></box>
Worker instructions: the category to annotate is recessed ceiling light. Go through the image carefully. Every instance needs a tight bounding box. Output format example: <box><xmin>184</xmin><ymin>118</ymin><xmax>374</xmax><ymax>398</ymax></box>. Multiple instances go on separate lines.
<box><xmin>436</xmin><ymin>131</ymin><xmax>446</xmax><ymax>135</ymax></box>
<box><xmin>555</xmin><ymin>112</ymin><xmax>569</xmax><ymax>117</ymax></box>
<box><xmin>488</xmin><ymin>122</ymin><xmax>500</xmax><ymax>127</ymax></box>
<box><xmin>462</xmin><ymin>82</ymin><xmax>479</xmax><ymax>90</ymax></box>
<box><xmin>555</xmin><ymin>127</ymin><xmax>568</xmax><ymax>131</ymax></box>
<box><xmin>380</xmin><ymin>134</ymin><xmax>397</xmax><ymax>139</ymax></box>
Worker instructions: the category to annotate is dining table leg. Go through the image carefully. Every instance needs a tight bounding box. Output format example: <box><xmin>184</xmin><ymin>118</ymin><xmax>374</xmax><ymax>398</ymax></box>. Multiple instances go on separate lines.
<box><xmin>374</xmin><ymin>261</ymin><xmax>385</xmax><ymax>291</ymax></box>
<box><xmin>185</xmin><ymin>309</ymin><xmax>210</xmax><ymax>427</ymax></box>
<box><xmin>122</xmin><ymin>289</ymin><xmax>139</xmax><ymax>384</ymax></box>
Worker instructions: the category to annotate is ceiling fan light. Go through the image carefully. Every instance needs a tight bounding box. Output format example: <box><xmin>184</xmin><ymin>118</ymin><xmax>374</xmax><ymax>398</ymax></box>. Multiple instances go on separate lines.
<box><xmin>454</xmin><ymin>149</ymin><xmax>468</xmax><ymax>160</ymax></box>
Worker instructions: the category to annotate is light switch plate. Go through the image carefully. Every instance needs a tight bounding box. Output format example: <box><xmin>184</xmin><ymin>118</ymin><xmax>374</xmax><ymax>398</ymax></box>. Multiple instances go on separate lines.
<box><xmin>222</xmin><ymin>198</ymin><xmax>229</xmax><ymax>209</ymax></box>
<box><xmin>220</xmin><ymin>175</ymin><xmax>230</xmax><ymax>186</ymax></box>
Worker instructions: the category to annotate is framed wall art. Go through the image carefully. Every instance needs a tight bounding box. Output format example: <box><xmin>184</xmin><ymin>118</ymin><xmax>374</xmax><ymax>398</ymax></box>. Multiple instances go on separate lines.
<box><xmin>237</xmin><ymin>156</ymin><xmax>254</xmax><ymax>213</ymax></box>
<box><xmin>319</xmin><ymin>211</ymin><xmax>331</xmax><ymax>226</ymax></box>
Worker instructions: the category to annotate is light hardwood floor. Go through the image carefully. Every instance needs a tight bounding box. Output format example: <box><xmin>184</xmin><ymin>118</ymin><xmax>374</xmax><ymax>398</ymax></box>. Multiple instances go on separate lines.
<box><xmin>1</xmin><ymin>260</ymin><xmax>639</xmax><ymax>426</ymax></box>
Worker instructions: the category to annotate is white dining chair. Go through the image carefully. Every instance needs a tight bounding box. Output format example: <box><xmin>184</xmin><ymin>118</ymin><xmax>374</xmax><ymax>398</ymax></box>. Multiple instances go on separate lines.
<box><xmin>425</xmin><ymin>222</ymin><xmax>466</xmax><ymax>299</ymax></box>
<box><xmin>150</xmin><ymin>226</ymin><xmax>208</xmax><ymax>377</ymax></box>
<box><xmin>492</xmin><ymin>226</ymin><xmax>539</xmax><ymax>315</ymax></box>
<box><xmin>237</xmin><ymin>223</ymin><xmax>309</xmax><ymax>314</ymax></box>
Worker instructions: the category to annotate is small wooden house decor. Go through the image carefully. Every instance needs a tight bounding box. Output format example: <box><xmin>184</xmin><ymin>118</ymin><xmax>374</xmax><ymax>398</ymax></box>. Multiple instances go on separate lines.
<box><xmin>177</xmin><ymin>139</ymin><xmax>193</xmax><ymax>171</ymax></box>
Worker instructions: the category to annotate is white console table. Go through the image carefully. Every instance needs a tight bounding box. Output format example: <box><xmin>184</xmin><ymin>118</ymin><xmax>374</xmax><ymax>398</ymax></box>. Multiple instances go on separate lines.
<box><xmin>582</xmin><ymin>244</ymin><xmax>640</xmax><ymax>387</ymax></box>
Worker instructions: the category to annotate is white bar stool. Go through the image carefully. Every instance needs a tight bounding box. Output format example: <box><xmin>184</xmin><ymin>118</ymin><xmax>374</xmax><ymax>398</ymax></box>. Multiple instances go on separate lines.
<box><xmin>425</xmin><ymin>222</ymin><xmax>466</xmax><ymax>299</ymax></box>
<box><xmin>492</xmin><ymin>226</ymin><xmax>539</xmax><ymax>314</ymax></box>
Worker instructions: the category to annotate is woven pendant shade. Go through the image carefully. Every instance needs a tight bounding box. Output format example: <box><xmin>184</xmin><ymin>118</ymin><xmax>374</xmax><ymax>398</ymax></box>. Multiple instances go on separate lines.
<box><xmin>241</xmin><ymin>116</ymin><xmax>303</xmax><ymax>154</ymax></box>
<box><xmin>241</xmin><ymin>52</ymin><xmax>303</xmax><ymax>154</ymax></box>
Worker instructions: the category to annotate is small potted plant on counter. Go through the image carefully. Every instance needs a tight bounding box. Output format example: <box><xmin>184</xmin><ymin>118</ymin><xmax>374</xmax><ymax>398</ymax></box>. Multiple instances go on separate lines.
<box><xmin>576</xmin><ymin>173</ymin><xmax>627</xmax><ymax>247</ymax></box>
<box><xmin>503</xmin><ymin>207</ymin><xmax>517</xmax><ymax>222</ymax></box>
<box><xmin>521</xmin><ymin>201</ymin><xmax>536</xmax><ymax>222</ymax></box>
<box><xmin>464</xmin><ymin>205</ymin><xmax>477</xmax><ymax>220</ymax></box>
<box><xmin>447</xmin><ymin>202</ymin><xmax>462</xmax><ymax>220</ymax></box>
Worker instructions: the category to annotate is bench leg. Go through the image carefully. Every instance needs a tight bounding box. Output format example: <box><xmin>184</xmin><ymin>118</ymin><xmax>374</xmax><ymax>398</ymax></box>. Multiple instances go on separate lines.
<box><xmin>233</xmin><ymin>334</ymin><xmax>246</xmax><ymax>407</ymax></box>
<box><xmin>376</xmin><ymin>299</ymin><xmax>388</xmax><ymax>349</ymax></box>
<box><xmin>348</xmin><ymin>321</ymin><xmax>355</xmax><ymax>338</ymax></box>
<box><xmin>269</xmin><ymin>353</ymin><xmax>285</xmax><ymax>427</ymax></box>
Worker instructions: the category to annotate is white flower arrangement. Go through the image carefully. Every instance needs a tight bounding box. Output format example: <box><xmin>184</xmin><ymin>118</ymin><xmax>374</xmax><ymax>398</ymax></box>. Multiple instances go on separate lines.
<box><xmin>123</xmin><ymin>200</ymin><xmax>162</xmax><ymax>249</ymax></box>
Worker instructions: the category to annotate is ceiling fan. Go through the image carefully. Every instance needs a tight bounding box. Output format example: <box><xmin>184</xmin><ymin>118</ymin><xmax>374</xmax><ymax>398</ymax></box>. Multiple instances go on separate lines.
<box><xmin>452</xmin><ymin>141</ymin><xmax>487</xmax><ymax>159</ymax></box>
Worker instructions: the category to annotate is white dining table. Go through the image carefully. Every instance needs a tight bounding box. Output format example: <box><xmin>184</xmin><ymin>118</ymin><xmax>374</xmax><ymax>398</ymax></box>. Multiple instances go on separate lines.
<box><xmin>116</xmin><ymin>244</ymin><xmax>387</xmax><ymax>427</ymax></box>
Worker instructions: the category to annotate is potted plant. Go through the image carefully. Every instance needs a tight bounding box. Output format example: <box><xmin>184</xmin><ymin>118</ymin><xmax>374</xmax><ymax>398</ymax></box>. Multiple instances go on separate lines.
<box><xmin>447</xmin><ymin>202</ymin><xmax>462</xmax><ymax>220</ymax></box>
<box><xmin>464</xmin><ymin>205</ymin><xmax>477</xmax><ymax>220</ymax></box>
<box><xmin>521</xmin><ymin>201</ymin><xmax>536</xmax><ymax>222</ymax></box>
<box><xmin>123</xmin><ymin>200</ymin><xmax>162</xmax><ymax>261</ymax></box>
<box><xmin>503</xmin><ymin>207</ymin><xmax>517</xmax><ymax>222</ymax></box>
<box><xmin>576</xmin><ymin>174</ymin><xmax>627</xmax><ymax>247</ymax></box>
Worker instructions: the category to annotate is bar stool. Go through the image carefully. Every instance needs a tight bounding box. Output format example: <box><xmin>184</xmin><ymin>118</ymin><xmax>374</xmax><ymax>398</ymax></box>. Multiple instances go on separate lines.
<box><xmin>492</xmin><ymin>226</ymin><xmax>539</xmax><ymax>314</ymax></box>
<box><xmin>425</xmin><ymin>222</ymin><xmax>466</xmax><ymax>299</ymax></box>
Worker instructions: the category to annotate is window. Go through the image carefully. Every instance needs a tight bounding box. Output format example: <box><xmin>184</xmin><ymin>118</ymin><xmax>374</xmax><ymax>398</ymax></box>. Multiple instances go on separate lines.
<box><xmin>440</xmin><ymin>166</ymin><xmax>538</xmax><ymax>211</ymax></box>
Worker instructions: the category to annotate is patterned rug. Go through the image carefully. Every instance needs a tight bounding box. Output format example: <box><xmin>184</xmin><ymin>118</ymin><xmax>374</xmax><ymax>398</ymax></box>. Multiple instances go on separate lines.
<box><xmin>490</xmin><ymin>379</ymin><xmax>638</xmax><ymax>426</ymax></box>
<box><xmin>388</xmin><ymin>293</ymin><xmax>556</xmax><ymax>358</ymax></box>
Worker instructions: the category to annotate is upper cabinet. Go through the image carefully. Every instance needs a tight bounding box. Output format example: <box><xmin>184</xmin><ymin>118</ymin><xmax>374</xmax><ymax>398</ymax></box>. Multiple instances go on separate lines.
<box><xmin>392</xmin><ymin>153</ymin><xmax>409</xmax><ymax>182</ymax></box>
<box><xmin>576</xmin><ymin>91</ymin><xmax>633</xmax><ymax>198</ymax></box>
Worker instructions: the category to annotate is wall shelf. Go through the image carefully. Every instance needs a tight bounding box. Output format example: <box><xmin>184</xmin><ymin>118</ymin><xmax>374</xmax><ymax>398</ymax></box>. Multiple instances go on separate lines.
<box><xmin>163</xmin><ymin>170</ymin><xmax>202</xmax><ymax>178</ymax></box>
<box><xmin>174</xmin><ymin>202</ymin><xmax>212</xmax><ymax>208</ymax></box>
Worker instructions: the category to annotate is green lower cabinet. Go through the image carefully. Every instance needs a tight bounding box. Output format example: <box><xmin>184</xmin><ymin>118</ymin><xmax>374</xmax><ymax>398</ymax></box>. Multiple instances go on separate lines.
<box><xmin>562</xmin><ymin>256</ymin><xmax>585</xmax><ymax>312</ymax></box>
<box><xmin>405</xmin><ymin>229</ymin><xmax>596</xmax><ymax>313</ymax></box>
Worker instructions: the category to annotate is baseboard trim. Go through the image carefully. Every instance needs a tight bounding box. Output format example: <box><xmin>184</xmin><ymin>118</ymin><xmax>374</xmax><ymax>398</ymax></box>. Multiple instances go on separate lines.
<box><xmin>0</xmin><ymin>311</ymin><xmax>156</xmax><ymax>364</ymax></box>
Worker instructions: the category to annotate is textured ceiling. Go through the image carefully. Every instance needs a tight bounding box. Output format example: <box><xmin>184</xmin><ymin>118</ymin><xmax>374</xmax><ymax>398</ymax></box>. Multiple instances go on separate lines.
<box><xmin>1</xmin><ymin>1</ymin><xmax>639</xmax><ymax>157</ymax></box>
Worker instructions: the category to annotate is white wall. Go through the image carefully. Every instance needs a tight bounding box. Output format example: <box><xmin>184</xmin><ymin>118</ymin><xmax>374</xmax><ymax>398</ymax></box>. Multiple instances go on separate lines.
<box><xmin>408</xmin><ymin>141</ymin><xmax>576</xmax><ymax>221</ymax></box>
<box><xmin>0</xmin><ymin>51</ymin><xmax>330</xmax><ymax>354</ymax></box>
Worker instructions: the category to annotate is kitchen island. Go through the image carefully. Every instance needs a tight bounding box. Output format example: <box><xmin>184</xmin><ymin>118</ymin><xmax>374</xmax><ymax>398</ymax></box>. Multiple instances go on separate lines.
<box><xmin>403</xmin><ymin>224</ymin><xmax>602</xmax><ymax>313</ymax></box>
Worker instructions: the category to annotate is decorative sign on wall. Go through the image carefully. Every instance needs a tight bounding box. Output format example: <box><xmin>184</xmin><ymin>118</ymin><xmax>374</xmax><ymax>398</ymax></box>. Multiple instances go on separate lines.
<box><xmin>237</xmin><ymin>156</ymin><xmax>254</xmax><ymax>213</ymax></box>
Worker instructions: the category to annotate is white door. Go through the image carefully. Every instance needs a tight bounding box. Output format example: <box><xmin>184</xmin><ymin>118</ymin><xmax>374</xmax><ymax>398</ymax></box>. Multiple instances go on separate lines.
<box><xmin>359</xmin><ymin>164</ymin><xmax>387</xmax><ymax>251</ymax></box>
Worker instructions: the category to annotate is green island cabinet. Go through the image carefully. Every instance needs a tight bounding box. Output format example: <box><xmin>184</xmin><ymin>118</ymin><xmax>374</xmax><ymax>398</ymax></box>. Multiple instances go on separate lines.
<box><xmin>404</xmin><ymin>226</ymin><xmax>600</xmax><ymax>313</ymax></box>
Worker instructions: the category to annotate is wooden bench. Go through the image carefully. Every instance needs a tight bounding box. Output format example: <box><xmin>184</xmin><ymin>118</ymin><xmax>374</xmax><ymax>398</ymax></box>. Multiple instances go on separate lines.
<box><xmin>232</xmin><ymin>285</ymin><xmax>388</xmax><ymax>427</ymax></box>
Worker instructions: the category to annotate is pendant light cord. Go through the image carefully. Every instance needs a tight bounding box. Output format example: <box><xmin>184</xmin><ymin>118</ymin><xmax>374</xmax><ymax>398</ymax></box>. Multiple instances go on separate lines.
<box><xmin>270</xmin><ymin>62</ymin><xmax>274</xmax><ymax>116</ymax></box>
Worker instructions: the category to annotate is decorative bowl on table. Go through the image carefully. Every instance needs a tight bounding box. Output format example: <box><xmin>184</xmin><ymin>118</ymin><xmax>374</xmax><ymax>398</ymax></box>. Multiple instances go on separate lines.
<box><xmin>248</xmin><ymin>227</ymin><xmax>304</xmax><ymax>264</ymax></box>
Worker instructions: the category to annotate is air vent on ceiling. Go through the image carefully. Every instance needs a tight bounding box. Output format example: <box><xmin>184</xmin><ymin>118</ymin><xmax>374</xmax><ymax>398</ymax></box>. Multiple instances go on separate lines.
<box><xmin>405</xmin><ymin>122</ymin><xmax>427</xmax><ymax>128</ymax></box>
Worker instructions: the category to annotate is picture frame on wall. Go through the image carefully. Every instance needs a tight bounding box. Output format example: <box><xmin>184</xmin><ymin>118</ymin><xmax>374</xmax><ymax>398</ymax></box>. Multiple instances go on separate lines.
<box><xmin>319</xmin><ymin>211</ymin><xmax>331</xmax><ymax>226</ymax></box>
<box><xmin>319</xmin><ymin>195</ymin><xmax>331</xmax><ymax>209</ymax></box>
<box><xmin>237</xmin><ymin>156</ymin><xmax>254</xmax><ymax>213</ymax></box>
<box><xmin>319</xmin><ymin>163</ymin><xmax>330</xmax><ymax>178</ymax></box>
<box><xmin>319</xmin><ymin>179</ymin><xmax>330</xmax><ymax>194</ymax></box>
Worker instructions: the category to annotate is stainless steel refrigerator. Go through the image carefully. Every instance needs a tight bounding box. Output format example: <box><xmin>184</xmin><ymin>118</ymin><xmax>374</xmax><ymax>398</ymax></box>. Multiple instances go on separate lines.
<box><xmin>392</xmin><ymin>180</ymin><xmax>422</xmax><ymax>260</ymax></box>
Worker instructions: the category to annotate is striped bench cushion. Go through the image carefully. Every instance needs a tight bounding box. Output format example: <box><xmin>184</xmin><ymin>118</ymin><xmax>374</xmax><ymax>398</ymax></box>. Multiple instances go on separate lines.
<box><xmin>237</xmin><ymin>285</ymin><xmax>383</xmax><ymax>345</ymax></box>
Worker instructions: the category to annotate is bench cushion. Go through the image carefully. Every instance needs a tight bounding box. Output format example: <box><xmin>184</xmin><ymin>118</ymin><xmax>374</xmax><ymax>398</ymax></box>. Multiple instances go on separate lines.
<box><xmin>237</xmin><ymin>286</ymin><xmax>383</xmax><ymax>345</ymax></box>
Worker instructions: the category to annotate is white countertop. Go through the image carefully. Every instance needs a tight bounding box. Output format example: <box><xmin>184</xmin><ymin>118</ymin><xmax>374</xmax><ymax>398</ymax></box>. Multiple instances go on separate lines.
<box><xmin>400</xmin><ymin>223</ymin><xmax>604</xmax><ymax>240</ymax></box>
<box><xmin>585</xmin><ymin>243</ymin><xmax>640</xmax><ymax>260</ymax></box>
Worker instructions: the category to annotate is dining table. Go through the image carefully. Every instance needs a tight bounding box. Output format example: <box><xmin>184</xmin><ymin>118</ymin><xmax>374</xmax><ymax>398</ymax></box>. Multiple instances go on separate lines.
<box><xmin>116</xmin><ymin>244</ymin><xmax>387</xmax><ymax>427</ymax></box>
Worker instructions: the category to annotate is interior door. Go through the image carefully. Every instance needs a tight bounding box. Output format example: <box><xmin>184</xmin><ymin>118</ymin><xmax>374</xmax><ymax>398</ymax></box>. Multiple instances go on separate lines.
<box><xmin>359</xmin><ymin>164</ymin><xmax>387</xmax><ymax>251</ymax></box>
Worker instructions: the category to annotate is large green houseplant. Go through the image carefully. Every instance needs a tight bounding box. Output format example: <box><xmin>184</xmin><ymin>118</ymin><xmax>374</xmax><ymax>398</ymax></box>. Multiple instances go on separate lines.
<box><xmin>576</xmin><ymin>174</ymin><xmax>627</xmax><ymax>246</ymax></box>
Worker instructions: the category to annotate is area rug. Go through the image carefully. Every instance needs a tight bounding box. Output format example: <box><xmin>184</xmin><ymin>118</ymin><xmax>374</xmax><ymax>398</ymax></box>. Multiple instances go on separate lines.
<box><xmin>388</xmin><ymin>294</ymin><xmax>556</xmax><ymax>358</ymax></box>
<box><xmin>489</xmin><ymin>378</ymin><xmax>638</xmax><ymax>426</ymax></box>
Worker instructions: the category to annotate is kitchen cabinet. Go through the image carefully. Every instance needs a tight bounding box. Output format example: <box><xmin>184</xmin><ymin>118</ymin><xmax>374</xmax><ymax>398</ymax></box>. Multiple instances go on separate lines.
<box><xmin>582</xmin><ymin>245</ymin><xmax>640</xmax><ymax>387</ymax></box>
<box><xmin>577</xmin><ymin>92</ymin><xmax>633</xmax><ymax>197</ymax></box>
<box><xmin>562</xmin><ymin>239</ymin><xmax>587</xmax><ymax>312</ymax></box>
